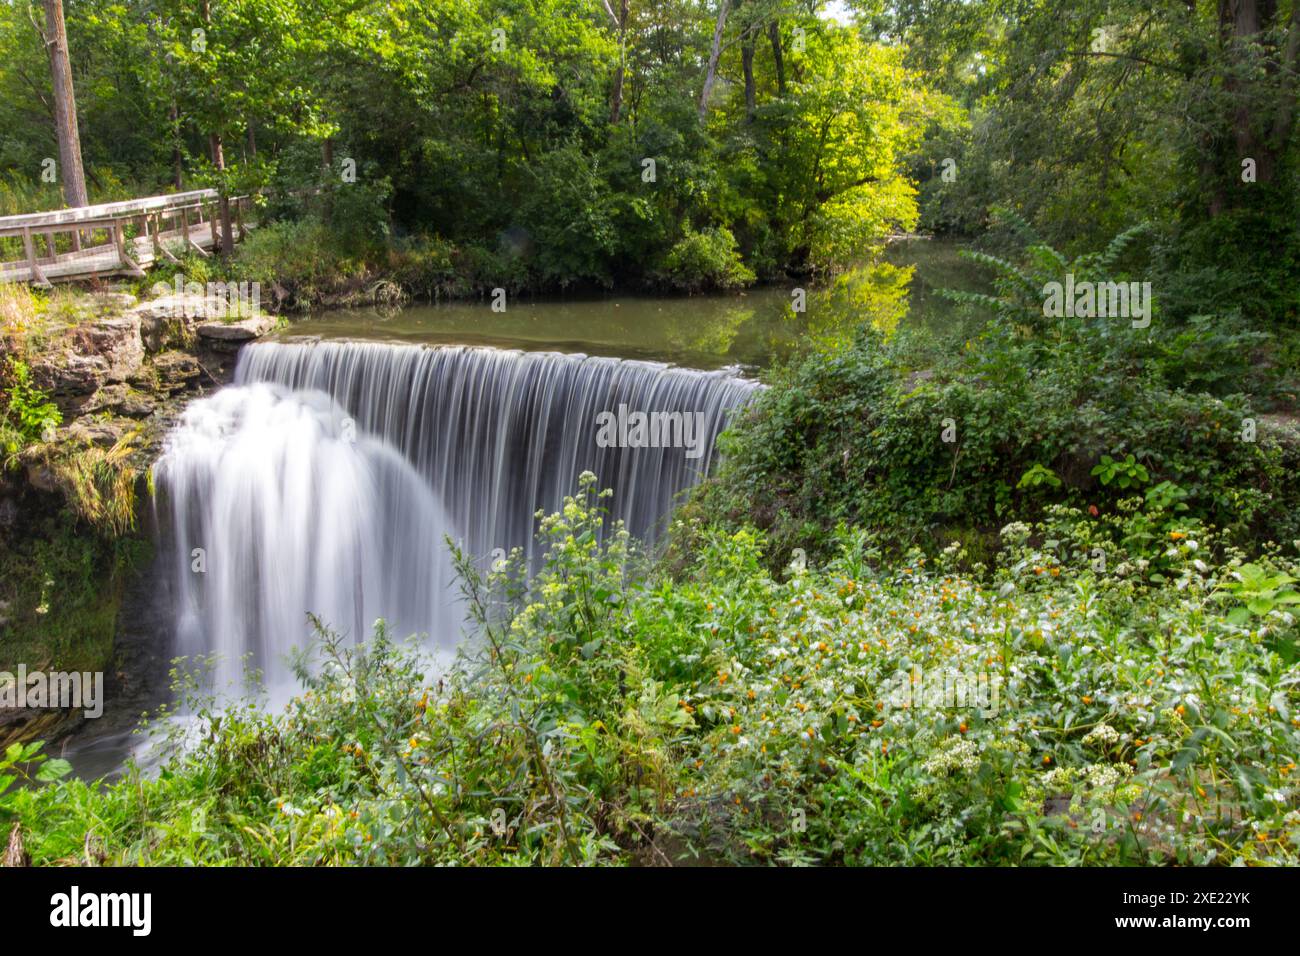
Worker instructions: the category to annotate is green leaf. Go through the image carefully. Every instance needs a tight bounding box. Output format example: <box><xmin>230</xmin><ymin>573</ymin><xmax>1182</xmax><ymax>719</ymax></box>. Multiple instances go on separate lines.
<box><xmin>35</xmin><ymin>758</ymin><xmax>71</xmax><ymax>782</ymax></box>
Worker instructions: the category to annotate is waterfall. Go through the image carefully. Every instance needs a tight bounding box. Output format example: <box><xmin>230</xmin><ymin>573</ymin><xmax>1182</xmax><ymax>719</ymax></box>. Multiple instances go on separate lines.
<box><xmin>152</xmin><ymin>339</ymin><xmax>758</xmax><ymax>694</ymax></box>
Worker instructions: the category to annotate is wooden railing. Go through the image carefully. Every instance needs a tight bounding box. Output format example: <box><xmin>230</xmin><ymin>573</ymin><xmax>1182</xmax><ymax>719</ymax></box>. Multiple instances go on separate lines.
<box><xmin>0</xmin><ymin>189</ymin><xmax>253</xmax><ymax>286</ymax></box>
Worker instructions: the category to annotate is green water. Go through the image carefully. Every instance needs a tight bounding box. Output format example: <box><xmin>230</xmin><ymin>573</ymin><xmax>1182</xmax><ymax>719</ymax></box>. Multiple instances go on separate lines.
<box><xmin>274</xmin><ymin>239</ymin><xmax>985</xmax><ymax>371</ymax></box>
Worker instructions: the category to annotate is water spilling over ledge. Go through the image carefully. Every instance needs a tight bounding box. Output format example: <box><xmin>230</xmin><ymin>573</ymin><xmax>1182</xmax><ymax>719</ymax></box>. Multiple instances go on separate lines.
<box><xmin>235</xmin><ymin>340</ymin><xmax>759</xmax><ymax>558</ymax></box>
<box><xmin>151</xmin><ymin>339</ymin><xmax>760</xmax><ymax>693</ymax></box>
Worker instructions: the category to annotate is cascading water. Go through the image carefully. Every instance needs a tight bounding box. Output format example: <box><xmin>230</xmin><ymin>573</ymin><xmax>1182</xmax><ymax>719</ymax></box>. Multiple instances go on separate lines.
<box><xmin>152</xmin><ymin>383</ymin><xmax>460</xmax><ymax>696</ymax></box>
<box><xmin>235</xmin><ymin>341</ymin><xmax>759</xmax><ymax>558</ymax></box>
<box><xmin>153</xmin><ymin>339</ymin><xmax>759</xmax><ymax>696</ymax></box>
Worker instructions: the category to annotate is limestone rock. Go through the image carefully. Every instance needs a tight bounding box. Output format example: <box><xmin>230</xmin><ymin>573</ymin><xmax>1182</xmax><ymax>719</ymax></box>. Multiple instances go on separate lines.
<box><xmin>196</xmin><ymin>313</ymin><xmax>276</xmax><ymax>342</ymax></box>
<box><xmin>77</xmin><ymin>383</ymin><xmax>156</xmax><ymax>419</ymax></box>
<box><xmin>63</xmin><ymin>416</ymin><xmax>137</xmax><ymax>448</ymax></box>
<box><xmin>24</xmin><ymin>461</ymin><xmax>58</xmax><ymax>493</ymax></box>
<box><xmin>149</xmin><ymin>350</ymin><xmax>203</xmax><ymax>393</ymax></box>
<box><xmin>31</xmin><ymin>315</ymin><xmax>145</xmax><ymax>408</ymax></box>
<box><xmin>131</xmin><ymin>294</ymin><xmax>198</xmax><ymax>353</ymax></box>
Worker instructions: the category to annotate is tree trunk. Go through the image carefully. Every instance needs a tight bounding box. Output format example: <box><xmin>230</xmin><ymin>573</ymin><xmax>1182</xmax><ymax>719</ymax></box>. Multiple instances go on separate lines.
<box><xmin>609</xmin><ymin>0</ymin><xmax>628</xmax><ymax>124</ymax></box>
<box><xmin>170</xmin><ymin>100</ymin><xmax>183</xmax><ymax>189</ymax></box>
<box><xmin>1211</xmin><ymin>0</ymin><xmax>1297</xmax><ymax>207</ymax></box>
<box><xmin>769</xmin><ymin>21</ymin><xmax>785</xmax><ymax>96</ymax></box>
<box><xmin>1268</xmin><ymin>0</ymin><xmax>1300</xmax><ymax>165</ymax></box>
<box><xmin>210</xmin><ymin>132</ymin><xmax>234</xmax><ymax>256</ymax></box>
<box><xmin>42</xmin><ymin>0</ymin><xmax>87</xmax><ymax>210</ymax></box>
<box><xmin>322</xmin><ymin>137</ymin><xmax>335</xmax><ymax>219</ymax></box>
<box><xmin>698</xmin><ymin>0</ymin><xmax>731</xmax><ymax>121</ymax></box>
<box><xmin>742</xmin><ymin>26</ymin><xmax>757</xmax><ymax>119</ymax></box>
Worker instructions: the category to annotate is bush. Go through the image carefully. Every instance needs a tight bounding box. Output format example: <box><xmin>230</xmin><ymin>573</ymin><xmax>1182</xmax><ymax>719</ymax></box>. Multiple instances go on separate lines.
<box><xmin>1</xmin><ymin>357</ymin><xmax>61</xmax><ymax>470</ymax></box>
<box><xmin>655</xmin><ymin>224</ymin><xmax>755</xmax><ymax>293</ymax></box>
<box><xmin>15</xmin><ymin>485</ymin><xmax>1299</xmax><ymax>865</ymax></box>
<box><xmin>688</xmin><ymin>227</ymin><xmax>1300</xmax><ymax>567</ymax></box>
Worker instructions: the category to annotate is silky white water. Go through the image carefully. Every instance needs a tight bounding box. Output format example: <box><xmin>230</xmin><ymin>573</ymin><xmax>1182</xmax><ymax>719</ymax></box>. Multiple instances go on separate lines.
<box><xmin>152</xmin><ymin>340</ymin><xmax>758</xmax><ymax>696</ymax></box>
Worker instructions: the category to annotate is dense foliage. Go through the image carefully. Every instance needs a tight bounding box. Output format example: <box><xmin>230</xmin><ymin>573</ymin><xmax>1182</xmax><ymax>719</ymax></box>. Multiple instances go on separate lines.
<box><xmin>0</xmin><ymin>0</ymin><xmax>946</xmax><ymax>296</ymax></box>
<box><xmin>688</xmin><ymin>222</ymin><xmax>1300</xmax><ymax>567</ymax></box>
<box><xmin>11</xmin><ymin>477</ymin><xmax>1299</xmax><ymax>865</ymax></box>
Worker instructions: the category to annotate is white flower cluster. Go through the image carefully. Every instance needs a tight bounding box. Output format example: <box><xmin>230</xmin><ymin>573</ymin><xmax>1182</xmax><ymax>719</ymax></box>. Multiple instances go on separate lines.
<box><xmin>1082</xmin><ymin>723</ymin><xmax>1121</xmax><ymax>749</ymax></box>
<box><xmin>921</xmin><ymin>736</ymin><xmax>982</xmax><ymax>777</ymax></box>
<box><xmin>999</xmin><ymin>521</ymin><xmax>1032</xmax><ymax>545</ymax></box>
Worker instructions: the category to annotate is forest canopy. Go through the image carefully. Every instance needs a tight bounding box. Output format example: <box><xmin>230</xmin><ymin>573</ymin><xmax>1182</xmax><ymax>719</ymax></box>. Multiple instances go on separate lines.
<box><xmin>0</xmin><ymin>0</ymin><xmax>1293</xmax><ymax>313</ymax></box>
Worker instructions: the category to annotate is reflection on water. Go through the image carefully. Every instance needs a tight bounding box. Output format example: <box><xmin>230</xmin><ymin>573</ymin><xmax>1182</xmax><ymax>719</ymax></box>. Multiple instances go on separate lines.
<box><xmin>276</xmin><ymin>240</ymin><xmax>979</xmax><ymax>371</ymax></box>
<box><xmin>274</xmin><ymin>289</ymin><xmax>796</xmax><ymax>371</ymax></box>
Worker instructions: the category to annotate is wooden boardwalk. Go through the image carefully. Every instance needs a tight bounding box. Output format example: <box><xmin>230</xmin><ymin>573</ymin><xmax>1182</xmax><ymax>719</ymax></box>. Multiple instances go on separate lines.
<box><xmin>0</xmin><ymin>189</ymin><xmax>253</xmax><ymax>286</ymax></box>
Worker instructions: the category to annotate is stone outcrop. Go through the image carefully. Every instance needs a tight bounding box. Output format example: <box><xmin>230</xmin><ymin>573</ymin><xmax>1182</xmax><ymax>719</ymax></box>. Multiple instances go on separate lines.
<box><xmin>197</xmin><ymin>313</ymin><xmax>276</xmax><ymax>342</ymax></box>
<box><xmin>9</xmin><ymin>286</ymin><xmax>278</xmax><ymax>501</ymax></box>
<box><xmin>31</xmin><ymin>315</ymin><xmax>145</xmax><ymax>411</ymax></box>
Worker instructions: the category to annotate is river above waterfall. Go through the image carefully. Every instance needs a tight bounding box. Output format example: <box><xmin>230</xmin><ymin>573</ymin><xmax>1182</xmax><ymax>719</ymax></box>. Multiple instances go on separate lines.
<box><xmin>267</xmin><ymin>239</ymin><xmax>981</xmax><ymax>371</ymax></box>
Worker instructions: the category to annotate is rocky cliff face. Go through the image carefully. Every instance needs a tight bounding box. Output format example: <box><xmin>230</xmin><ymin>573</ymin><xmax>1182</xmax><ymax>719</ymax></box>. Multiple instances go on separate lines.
<box><xmin>17</xmin><ymin>289</ymin><xmax>278</xmax><ymax>466</ymax></box>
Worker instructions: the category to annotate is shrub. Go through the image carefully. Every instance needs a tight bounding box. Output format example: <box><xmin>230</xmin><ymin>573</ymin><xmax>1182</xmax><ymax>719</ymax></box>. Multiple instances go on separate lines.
<box><xmin>15</xmin><ymin>487</ymin><xmax>1299</xmax><ymax>866</ymax></box>
<box><xmin>1</xmin><ymin>357</ymin><xmax>61</xmax><ymax>470</ymax></box>
<box><xmin>656</xmin><ymin>224</ymin><xmax>755</xmax><ymax>293</ymax></box>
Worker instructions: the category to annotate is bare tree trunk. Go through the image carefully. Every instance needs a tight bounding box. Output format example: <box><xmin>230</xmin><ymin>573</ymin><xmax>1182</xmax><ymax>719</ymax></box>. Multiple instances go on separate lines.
<box><xmin>609</xmin><ymin>0</ymin><xmax>629</xmax><ymax>124</ymax></box>
<box><xmin>42</xmin><ymin>0</ymin><xmax>87</xmax><ymax>209</ymax></box>
<box><xmin>698</xmin><ymin>0</ymin><xmax>731</xmax><ymax>121</ymax></box>
<box><xmin>742</xmin><ymin>26</ymin><xmax>757</xmax><ymax>119</ymax></box>
<box><xmin>1269</xmin><ymin>0</ymin><xmax>1300</xmax><ymax>162</ymax></box>
<box><xmin>170</xmin><ymin>100</ymin><xmax>183</xmax><ymax>189</ymax></box>
<box><xmin>1213</xmin><ymin>0</ymin><xmax>1296</xmax><ymax>202</ymax></box>
<box><xmin>322</xmin><ymin>137</ymin><xmax>335</xmax><ymax>218</ymax></box>
<box><xmin>200</xmin><ymin>0</ymin><xmax>232</xmax><ymax>253</ymax></box>
<box><xmin>769</xmin><ymin>21</ymin><xmax>785</xmax><ymax>96</ymax></box>
<box><xmin>210</xmin><ymin>132</ymin><xmax>234</xmax><ymax>255</ymax></box>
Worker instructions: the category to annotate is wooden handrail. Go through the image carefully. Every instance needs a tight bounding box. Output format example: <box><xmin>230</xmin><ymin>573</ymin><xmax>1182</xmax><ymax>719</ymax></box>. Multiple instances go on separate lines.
<box><xmin>0</xmin><ymin>189</ymin><xmax>236</xmax><ymax>237</ymax></box>
<box><xmin>0</xmin><ymin>190</ymin><xmax>255</xmax><ymax>285</ymax></box>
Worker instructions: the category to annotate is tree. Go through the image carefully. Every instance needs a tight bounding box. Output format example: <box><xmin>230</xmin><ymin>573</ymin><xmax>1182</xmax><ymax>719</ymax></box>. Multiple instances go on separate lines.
<box><xmin>39</xmin><ymin>0</ymin><xmax>88</xmax><ymax>216</ymax></box>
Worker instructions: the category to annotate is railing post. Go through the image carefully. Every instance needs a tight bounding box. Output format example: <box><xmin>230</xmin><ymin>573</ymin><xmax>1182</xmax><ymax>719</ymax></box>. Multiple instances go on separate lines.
<box><xmin>22</xmin><ymin>226</ymin><xmax>50</xmax><ymax>286</ymax></box>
